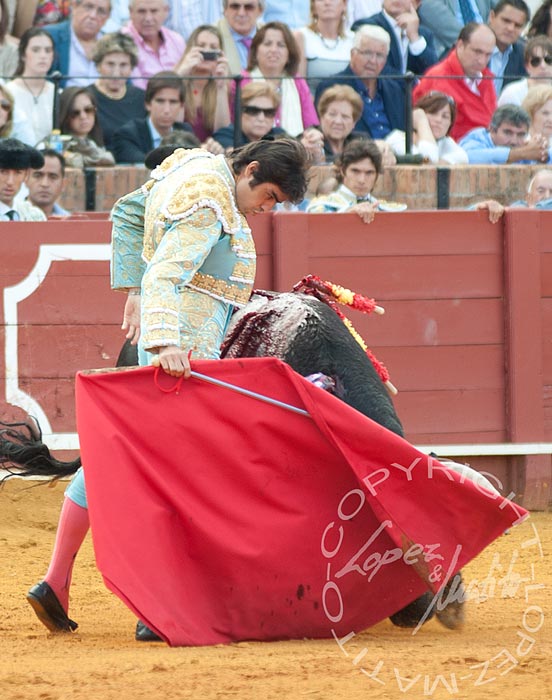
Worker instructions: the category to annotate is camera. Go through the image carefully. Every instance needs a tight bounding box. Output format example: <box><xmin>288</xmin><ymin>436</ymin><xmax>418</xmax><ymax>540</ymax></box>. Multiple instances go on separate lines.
<box><xmin>200</xmin><ymin>50</ymin><xmax>221</xmax><ymax>61</ymax></box>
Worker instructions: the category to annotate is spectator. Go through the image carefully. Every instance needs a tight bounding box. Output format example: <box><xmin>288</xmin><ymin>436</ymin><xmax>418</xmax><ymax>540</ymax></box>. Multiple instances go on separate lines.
<box><xmin>0</xmin><ymin>0</ymin><xmax>18</xmax><ymax>80</ymax></box>
<box><xmin>386</xmin><ymin>91</ymin><xmax>469</xmax><ymax>163</ymax></box>
<box><xmin>5</xmin><ymin>28</ymin><xmax>55</xmax><ymax>147</ymax></box>
<box><xmin>59</xmin><ymin>85</ymin><xmax>115</xmax><ymax>166</ymax></box>
<box><xmin>498</xmin><ymin>36</ymin><xmax>552</xmax><ymax>107</ymax></box>
<box><xmin>45</xmin><ymin>0</ymin><xmax>111</xmax><ymax>87</ymax></box>
<box><xmin>315</xmin><ymin>24</ymin><xmax>406</xmax><ymax>139</ymax></box>
<box><xmin>459</xmin><ymin>103</ymin><xmax>549</xmax><ymax>162</ymax></box>
<box><xmin>0</xmin><ymin>138</ymin><xmax>46</xmax><ymax>221</ymax></box>
<box><xmin>487</xmin><ymin>0</ymin><xmax>529</xmax><ymax>95</ymax></box>
<box><xmin>351</xmin><ymin>0</ymin><xmax>438</xmax><ymax>76</ymax></box>
<box><xmin>175</xmin><ymin>24</ymin><xmax>232</xmax><ymax>143</ymax></box>
<box><xmin>165</xmin><ymin>0</ymin><xmax>222</xmax><ymax>41</ymax></box>
<box><xmin>522</xmin><ymin>83</ymin><xmax>552</xmax><ymax>145</ymax></box>
<box><xmin>210</xmin><ymin>82</ymin><xmax>287</xmax><ymax>151</ymax></box>
<box><xmin>27</xmin><ymin>148</ymin><xmax>70</xmax><ymax>217</ymax></box>
<box><xmin>218</xmin><ymin>0</ymin><xmax>264</xmax><ymax>74</ymax></box>
<box><xmin>307</xmin><ymin>138</ymin><xmax>406</xmax><ymax>222</ymax></box>
<box><xmin>89</xmin><ymin>32</ymin><xmax>146</xmax><ymax>152</ymax></box>
<box><xmin>122</xmin><ymin>0</ymin><xmax>185</xmax><ymax>90</ymax></box>
<box><xmin>474</xmin><ymin>168</ymin><xmax>552</xmax><ymax>218</ymax></box>
<box><xmin>112</xmin><ymin>71</ymin><xmax>194</xmax><ymax>163</ymax></box>
<box><xmin>13</xmin><ymin>1</ymin><xmax>71</xmax><ymax>36</ymax></box>
<box><xmin>294</xmin><ymin>0</ymin><xmax>354</xmax><ymax>94</ymax></box>
<box><xmin>413</xmin><ymin>22</ymin><xmax>497</xmax><ymax>141</ymax></box>
<box><xmin>303</xmin><ymin>83</ymin><xmax>365</xmax><ymax>162</ymax></box>
<box><xmin>418</xmin><ymin>0</ymin><xmax>493</xmax><ymax>58</ymax></box>
<box><xmin>234</xmin><ymin>21</ymin><xmax>319</xmax><ymax>137</ymax></box>
<box><xmin>527</xmin><ymin>0</ymin><xmax>552</xmax><ymax>37</ymax></box>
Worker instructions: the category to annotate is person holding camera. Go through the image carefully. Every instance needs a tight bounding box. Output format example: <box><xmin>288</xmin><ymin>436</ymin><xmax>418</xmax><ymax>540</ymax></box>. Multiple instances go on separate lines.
<box><xmin>175</xmin><ymin>24</ymin><xmax>232</xmax><ymax>146</ymax></box>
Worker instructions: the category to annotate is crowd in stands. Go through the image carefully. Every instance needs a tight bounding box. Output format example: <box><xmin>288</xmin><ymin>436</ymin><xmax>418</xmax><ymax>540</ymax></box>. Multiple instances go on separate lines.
<box><xmin>1</xmin><ymin>0</ymin><xmax>552</xmax><ymax>220</ymax></box>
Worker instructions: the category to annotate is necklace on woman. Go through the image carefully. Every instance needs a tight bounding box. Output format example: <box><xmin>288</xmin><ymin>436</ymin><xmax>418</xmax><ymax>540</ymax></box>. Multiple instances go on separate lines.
<box><xmin>316</xmin><ymin>32</ymin><xmax>340</xmax><ymax>51</ymax></box>
<box><xmin>22</xmin><ymin>78</ymin><xmax>46</xmax><ymax>104</ymax></box>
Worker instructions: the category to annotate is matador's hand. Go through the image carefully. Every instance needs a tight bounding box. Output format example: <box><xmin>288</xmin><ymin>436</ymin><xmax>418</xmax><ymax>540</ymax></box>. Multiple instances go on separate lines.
<box><xmin>155</xmin><ymin>346</ymin><xmax>192</xmax><ymax>378</ymax></box>
<box><xmin>122</xmin><ymin>293</ymin><xmax>141</xmax><ymax>345</ymax></box>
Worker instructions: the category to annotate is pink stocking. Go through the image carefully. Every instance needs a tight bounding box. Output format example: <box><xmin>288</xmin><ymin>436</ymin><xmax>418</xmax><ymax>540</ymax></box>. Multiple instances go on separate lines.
<box><xmin>44</xmin><ymin>496</ymin><xmax>89</xmax><ymax>613</ymax></box>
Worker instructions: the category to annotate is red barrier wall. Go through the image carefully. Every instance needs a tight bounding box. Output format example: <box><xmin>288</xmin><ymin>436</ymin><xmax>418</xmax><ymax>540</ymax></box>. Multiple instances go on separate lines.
<box><xmin>1</xmin><ymin>212</ymin><xmax>551</xmax><ymax>509</ymax></box>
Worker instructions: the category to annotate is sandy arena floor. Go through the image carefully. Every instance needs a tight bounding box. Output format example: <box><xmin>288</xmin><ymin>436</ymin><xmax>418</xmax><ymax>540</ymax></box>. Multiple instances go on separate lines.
<box><xmin>0</xmin><ymin>478</ymin><xmax>550</xmax><ymax>700</ymax></box>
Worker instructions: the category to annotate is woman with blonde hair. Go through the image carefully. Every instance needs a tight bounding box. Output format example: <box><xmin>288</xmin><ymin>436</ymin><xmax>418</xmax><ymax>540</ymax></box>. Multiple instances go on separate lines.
<box><xmin>175</xmin><ymin>24</ymin><xmax>231</xmax><ymax>144</ymax></box>
<box><xmin>294</xmin><ymin>0</ymin><xmax>353</xmax><ymax>93</ymax></box>
<box><xmin>522</xmin><ymin>84</ymin><xmax>552</xmax><ymax>146</ymax></box>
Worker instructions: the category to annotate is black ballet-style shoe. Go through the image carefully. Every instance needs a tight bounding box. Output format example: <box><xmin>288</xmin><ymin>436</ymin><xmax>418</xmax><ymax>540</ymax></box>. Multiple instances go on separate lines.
<box><xmin>135</xmin><ymin>619</ymin><xmax>163</xmax><ymax>642</ymax></box>
<box><xmin>26</xmin><ymin>581</ymin><xmax>78</xmax><ymax>633</ymax></box>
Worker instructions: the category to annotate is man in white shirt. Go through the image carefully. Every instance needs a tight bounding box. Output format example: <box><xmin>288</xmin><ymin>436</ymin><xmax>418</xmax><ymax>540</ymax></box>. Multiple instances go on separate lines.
<box><xmin>0</xmin><ymin>139</ymin><xmax>47</xmax><ymax>222</ymax></box>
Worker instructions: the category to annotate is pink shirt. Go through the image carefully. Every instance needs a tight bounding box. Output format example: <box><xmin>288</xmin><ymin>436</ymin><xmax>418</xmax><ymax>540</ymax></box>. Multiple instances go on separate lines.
<box><xmin>122</xmin><ymin>23</ymin><xmax>185</xmax><ymax>90</ymax></box>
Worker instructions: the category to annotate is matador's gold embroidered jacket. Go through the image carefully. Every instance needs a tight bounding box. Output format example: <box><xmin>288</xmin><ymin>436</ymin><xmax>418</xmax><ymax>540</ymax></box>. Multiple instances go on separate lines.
<box><xmin>110</xmin><ymin>148</ymin><xmax>256</xmax><ymax>353</ymax></box>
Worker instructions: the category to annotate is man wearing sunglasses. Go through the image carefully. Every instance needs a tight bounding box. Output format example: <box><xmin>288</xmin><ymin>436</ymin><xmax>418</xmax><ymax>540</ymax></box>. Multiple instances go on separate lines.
<box><xmin>459</xmin><ymin>103</ymin><xmax>550</xmax><ymax>163</ymax></box>
<box><xmin>487</xmin><ymin>0</ymin><xmax>530</xmax><ymax>95</ymax></box>
<box><xmin>218</xmin><ymin>0</ymin><xmax>264</xmax><ymax>74</ymax></box>
<box><xmin>45</xmin><ymin>0</ymin><xmax>112</xmax><ymax>87</ymax></box>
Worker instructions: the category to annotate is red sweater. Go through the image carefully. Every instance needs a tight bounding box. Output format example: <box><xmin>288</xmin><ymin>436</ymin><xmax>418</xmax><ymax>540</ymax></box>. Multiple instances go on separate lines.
<box><xmin>413</xmin><ymin>50</ymin><xmax>497</xmax><ymax>141</ymax></box>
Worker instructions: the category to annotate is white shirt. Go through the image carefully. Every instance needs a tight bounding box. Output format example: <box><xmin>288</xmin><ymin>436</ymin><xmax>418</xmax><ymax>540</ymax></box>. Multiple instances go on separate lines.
<box><xmin>67</xmin><ymin>27</ymin><xmax>101</xmax><ymax>87</ymax></box>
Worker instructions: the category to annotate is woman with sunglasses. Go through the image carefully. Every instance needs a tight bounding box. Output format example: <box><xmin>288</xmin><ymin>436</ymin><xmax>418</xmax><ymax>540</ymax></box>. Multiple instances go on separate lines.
<box><xmin>210</xmin><ymin>82</ymin><xmax>287</xmax><ymax>151</ymax></box>
<box><xmin>5</xmin><ymin>27</ymin><xmax>55</xmax><ymax>147</ymax></box>
<box><xmin>231</xmin><ymin>21</ymin><xmax>319</xmax><ymax>137</ymax></box>
<box><xmin>175</xmin><ymin>24</ymin><xmax>231</xmax><ymax>145</ymax></box>
<box><xmin>385</xmin><ymin>91</ymin><xmax>468</xmax><ymax>164</ymax></box>
<box><xmin>498</xmin><ymin>36</ymin><xmax>552</xmax><ymax>107</ymax></box>
<box><xmin>58</xmin><ymin>86</ymin><xmax>115</xmax><ymax>167</ymax></box>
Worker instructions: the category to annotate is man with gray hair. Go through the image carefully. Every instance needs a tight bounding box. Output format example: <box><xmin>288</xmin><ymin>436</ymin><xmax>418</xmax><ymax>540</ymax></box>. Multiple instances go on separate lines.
<box><xmin>314</xmin><ymin>25</ymin><xmax>406</xmax><ymax>138</ymax></box>
<box><xmin>459</xmin><ymin>104</ymin><xmax>550</xmax><ymax>163</ymax></box>
<box><xmin>474</xmin><ymin>168</ymin><xmax>552</xmax><ymax>220</ymax></box>
<box><xmin>218</xmin><ymin>0</ymin><xmax>264</xmax><ymax>74</ymax></box>
<box><xmin>122</xmin><ymin>0</ymin><xmax>185</xmax><ymax>89</ymax></box>
<box><xmin>45</xmin><ymin>0</ymin><xmax>112</xmax><ymax>87</ymax></box>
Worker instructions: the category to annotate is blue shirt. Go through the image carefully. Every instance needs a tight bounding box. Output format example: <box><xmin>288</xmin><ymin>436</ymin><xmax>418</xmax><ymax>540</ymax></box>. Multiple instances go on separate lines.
<box><xmin>354</xmin><ymin>81</ymin><xmax>392</xmax><ymax>138</ymax></box>
<box><xmin>489</xmin><ymin>45</ymin><xmax>513</xmax><ymax>95</ymax></box>
<box><xmin>458</xmin><ymin>127</ymin><xmax>552</xmax><ymax>164</ymax></box>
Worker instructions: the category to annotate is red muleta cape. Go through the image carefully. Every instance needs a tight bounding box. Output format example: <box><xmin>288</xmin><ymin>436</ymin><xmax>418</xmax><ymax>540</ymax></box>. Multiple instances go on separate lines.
<box><xmin>76</xmin><ymin>358</ymin><xmax>527</xmax><ymax>646</ymax></box>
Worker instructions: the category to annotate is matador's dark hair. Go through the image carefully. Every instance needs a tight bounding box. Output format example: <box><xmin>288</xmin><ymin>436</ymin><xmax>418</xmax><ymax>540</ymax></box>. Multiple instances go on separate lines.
<box><xmin>228</xmin><ymin>137</ymin><xmax>308</xmax><ymax>204</ymax></box>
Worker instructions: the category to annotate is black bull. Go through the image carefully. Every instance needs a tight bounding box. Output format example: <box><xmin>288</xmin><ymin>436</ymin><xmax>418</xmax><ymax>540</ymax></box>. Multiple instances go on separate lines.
<box><xmin>0</xmin><ymin>291</ymin><xmax>464</xmax><ymax>630</ymax></box>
